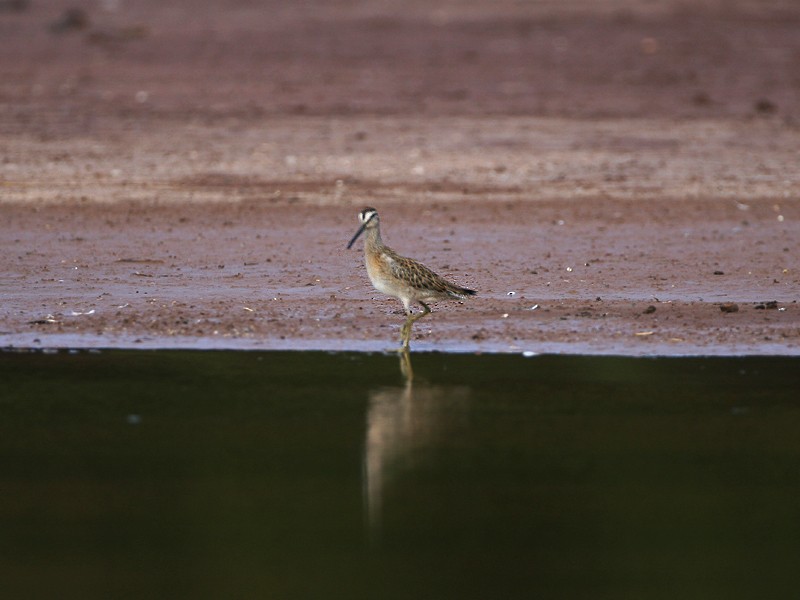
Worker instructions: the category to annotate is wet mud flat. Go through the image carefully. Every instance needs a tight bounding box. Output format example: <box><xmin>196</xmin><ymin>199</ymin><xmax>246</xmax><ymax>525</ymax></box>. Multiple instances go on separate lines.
<box><xmin>2</xmin><ymin>0</ymin><xmax>800</xmax><ymax>354</ymax></box>
<box><xmin>1</xmin><ymin>198</ymin><xmax>798</xmax><ymax>355</ymax></box>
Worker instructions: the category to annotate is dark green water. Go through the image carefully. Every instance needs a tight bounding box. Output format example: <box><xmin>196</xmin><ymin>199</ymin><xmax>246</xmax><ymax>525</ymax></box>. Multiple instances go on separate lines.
<box><xmin>1</xmin><ymin>350</ymin><xmax>799</xmax><ymax>599</ymax></box>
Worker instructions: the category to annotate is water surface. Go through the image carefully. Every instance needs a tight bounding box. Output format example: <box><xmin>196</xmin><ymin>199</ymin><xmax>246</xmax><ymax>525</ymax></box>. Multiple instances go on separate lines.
<box><xmin>1</xmin><ymin>350</ymin><xmax>799</xmax><ymax>598</ymax></box>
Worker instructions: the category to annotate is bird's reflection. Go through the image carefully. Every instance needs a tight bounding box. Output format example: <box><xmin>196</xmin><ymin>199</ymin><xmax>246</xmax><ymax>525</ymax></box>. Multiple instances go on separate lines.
<box><xmin>398</xmin><ymin>347</ymin><xmax>413</xmax><ymax>381</ymax></box>
<box><xmin>363</xmin><ymin>350</ymin><xmax>469</xmax><ymax>544</ymax></box>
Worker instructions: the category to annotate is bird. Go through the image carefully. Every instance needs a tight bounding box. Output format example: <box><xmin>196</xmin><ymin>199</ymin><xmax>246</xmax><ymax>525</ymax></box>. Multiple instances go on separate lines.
<box><xmin>346</xmin><ymin>207</ymin><xmax>476</xmax><ymax>350</ymax></box>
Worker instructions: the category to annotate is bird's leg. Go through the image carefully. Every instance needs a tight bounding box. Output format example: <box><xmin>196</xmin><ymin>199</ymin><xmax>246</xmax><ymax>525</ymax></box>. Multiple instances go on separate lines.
<box><xmin>400</xmin><ymin>314</ymin><xmax>414</xmax><ymax>349</ymax></box>
<box><xmin>415</xmin><ymin>301</ymin><xmax>432</xmax><ymax>323</ymax></box>
<box><xmin>399</xmin><ymin>302</ymin><xmax>431</xmax><ymax>349</ymax></box>
<box><xmin>392</xmin><ymin>301</ymin><xmax>412</xmax><ymax>352</ymax></box>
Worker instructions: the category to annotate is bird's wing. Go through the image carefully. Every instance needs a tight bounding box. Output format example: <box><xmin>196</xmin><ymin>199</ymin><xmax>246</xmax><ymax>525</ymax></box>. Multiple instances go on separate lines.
<box><xmin>387</xmin><ymin>252</ymin><xmax>458</xmax><ymax>295</ymax></box>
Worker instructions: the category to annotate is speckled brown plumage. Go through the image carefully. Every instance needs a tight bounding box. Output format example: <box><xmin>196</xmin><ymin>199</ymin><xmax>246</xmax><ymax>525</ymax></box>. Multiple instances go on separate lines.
<box><xmin>384</xmin><ymin>248</ymin><xmax>475</xmax><ymax>300</ymax></box>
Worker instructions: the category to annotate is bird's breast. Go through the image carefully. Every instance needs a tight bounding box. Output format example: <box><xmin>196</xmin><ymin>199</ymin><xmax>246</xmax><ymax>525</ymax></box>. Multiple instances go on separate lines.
<box><xmin>365</xmin><ymin>252</ymin><xmax>400</xmax><ymax>297</ymax></box>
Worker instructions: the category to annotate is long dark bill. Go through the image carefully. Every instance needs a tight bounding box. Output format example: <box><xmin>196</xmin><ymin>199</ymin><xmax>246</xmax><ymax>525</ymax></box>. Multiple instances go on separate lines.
<box><xmin>346</xmin><ymin>224</ymin><xmax>366</xmax><ymax>249</ymax></box>
<box><xmin>346</xmin><ymin>213</ymin><xmax>376</xmax><ymax>249</ymax></box>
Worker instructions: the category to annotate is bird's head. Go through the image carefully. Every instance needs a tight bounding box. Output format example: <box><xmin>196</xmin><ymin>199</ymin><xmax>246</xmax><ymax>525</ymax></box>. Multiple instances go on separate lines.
<box><xmin>346</xmin><ymin>207</ymin><xmax>379</xmax><ymax>249</ymax></box>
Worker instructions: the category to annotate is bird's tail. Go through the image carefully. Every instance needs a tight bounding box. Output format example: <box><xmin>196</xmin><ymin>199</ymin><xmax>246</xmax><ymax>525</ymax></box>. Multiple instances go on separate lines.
<box><xmin>450</xmin><ymin>286</ymin><xmax>477</xmax><ymax>299</ymax></box>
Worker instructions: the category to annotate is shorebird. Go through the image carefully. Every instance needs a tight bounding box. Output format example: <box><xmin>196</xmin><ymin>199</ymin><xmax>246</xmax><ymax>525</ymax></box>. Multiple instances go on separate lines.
<box><xmin>347</xmin><ymin>207</ymin><xmax>476</xmax><ymax>349</ymax></box>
